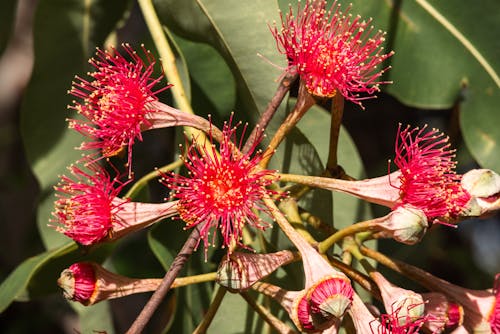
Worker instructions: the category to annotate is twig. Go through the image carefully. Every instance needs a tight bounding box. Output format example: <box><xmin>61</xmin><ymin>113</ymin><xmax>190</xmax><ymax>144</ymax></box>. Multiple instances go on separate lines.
<box><xmin>125</xmin><ymin>225</ymin><xmax>201</xmax><ymax>334</ymax></box>
<box><xmin>242</xmin><ymin>72</ymin><xmax>298</xmax><ymax>154</ymax></box>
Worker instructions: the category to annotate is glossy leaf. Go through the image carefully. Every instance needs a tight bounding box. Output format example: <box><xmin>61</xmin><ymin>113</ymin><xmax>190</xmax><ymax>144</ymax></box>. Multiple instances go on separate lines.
<box><xmin>156</xmin><ymin>0</ymin><xmax>285</xmax><ymax>119</ymax></box>
<box><xmin>346</xmin><ymin>0</ymin><xmax>500</xmax><ymax>170</ymax></box>
<box><xmin>0</xmin><ymin>242</ymin><xmax>77</xmax><ymax>313</ymax></box>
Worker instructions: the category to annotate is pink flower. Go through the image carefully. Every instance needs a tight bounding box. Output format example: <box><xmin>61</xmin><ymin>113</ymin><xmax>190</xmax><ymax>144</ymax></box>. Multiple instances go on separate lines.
<box><xmin>370</xmin><ymin>271</ymin><xmax>425</xmax><ymax>325</ymax></box>
<box><xmin>281</xmin><ymin>125</ymin><xmax>472</xmax><ymax>225</ymax></box>
<box><xmin>393</xmin><ymin>125</ymin><xmax>471</xmax><ymax>222</ymax></box>
<box><xmin>421</xmin><ymin>292</ymin><xmax>464</xmax><ymax>333</ymax></box>
<box><xmin>162</xmin><ymin>119</ymin><xmax>276</xmax><ymax>252</ymax></box>
<box><xmin>52</xmin><ymin>162</ymin><xmax>178</xmax><ymax>245</ymax></box>
<box><xmin>252</xmin><ymin>200</ymin><xmax>354</xmax><ymax>332</ymax></box>
<box><xmin>68</xmin><ymin>44</ymin><xmax>170</xmax><ymax>165</ymax></box>
<box><xmin>271</xmin><ymin>0</ymin><xmax>393</xmax><ymax>104</ymax></box>
<box><xmin>53</xmin><ymin>162</ymin><xmax>126</xmax><ymax>245</ymax></box>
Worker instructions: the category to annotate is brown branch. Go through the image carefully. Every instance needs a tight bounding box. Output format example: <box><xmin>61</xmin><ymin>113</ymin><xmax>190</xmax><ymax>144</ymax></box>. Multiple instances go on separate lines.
<box><xmin>125</xmin><ymin>225</ymin><xmax>201</xmax><ymax>334</ymax></box>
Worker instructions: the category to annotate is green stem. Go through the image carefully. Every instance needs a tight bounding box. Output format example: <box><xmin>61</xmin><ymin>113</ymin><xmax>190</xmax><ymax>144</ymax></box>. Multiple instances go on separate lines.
<box><xmin>345</xmin><ymin>242</ymin><xmax>376</xmax><ymax>275</ymax></box>
<box><xmin>192</xmin><ymin>286</ymin><xmax>227</xmax><ymax>334</ymax></box>
<box><xmin>124</xmin><ymin>158</ymin><xmax>184</xmax><ymax>199</ymax></box>
<box><xmin>318</xmin><ymin>214</ymin><xmax>389</xmax><ymax>254</ymax></box>
<box><xmin>171</xmin><ymin>272</ymin><xmax>217</xmax><ymax>289</ymax></box>
<box><xmin>327</xmin><ymin>255</ymin><xmax>380</xmax><ymax>299</ymax></box>
<box><xmin>318</xmin><ymin>219</ymin><xmax>379</xmax><ymax>254</ymax></box>
<box><xmin>137</xmin><ymin>0</ymin><xmax>207</xmax><ymax>140</ymax></box>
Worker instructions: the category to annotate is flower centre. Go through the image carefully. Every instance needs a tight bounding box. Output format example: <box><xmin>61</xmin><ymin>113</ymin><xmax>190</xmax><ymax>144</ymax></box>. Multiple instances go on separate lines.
<box><xmin>206</xmin><ymin>170</ymin><xmax>245</xmax><ymax>211</ymax></box>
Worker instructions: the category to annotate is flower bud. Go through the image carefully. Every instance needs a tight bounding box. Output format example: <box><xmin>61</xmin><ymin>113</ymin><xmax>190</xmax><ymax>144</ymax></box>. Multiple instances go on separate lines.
<box><xmin>462</xmin><ymin>169</ymin><xmax>500</xmax><ymax>198</ymax></box>
<box><xmin>58</xmin><ymin>262</ymin><xmax>161</xmax><ymax>306</ymax></box>
<box><xmin>377</xmin><ymin>205</ymin><xmax>428</xmax><ymax>245</ymax></box>
<box><xmin>461</xmin><ymin>169</ymin><xmax>500</xmax><ymax>217</ymax></box>
<box><xmin>216</xmin><ymin>250</ymin><xmax>299</xmax><ymax>292</ymax></box>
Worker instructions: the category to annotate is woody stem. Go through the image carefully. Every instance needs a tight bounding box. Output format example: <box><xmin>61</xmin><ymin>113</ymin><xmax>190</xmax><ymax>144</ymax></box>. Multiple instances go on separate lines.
<box><xmin>125</xmin><ymin>225</ymin><xmax>201</xmax><ymax>334</ymax></box>
<box><xmin>243</xmin><ymin>72</ymin><xmax>298</xmax><ymax>154</ymax></box>
<box><xmin>326</xmin><ymin>92</ymin><xmax>344</xmax><ymax>175</ymax></box>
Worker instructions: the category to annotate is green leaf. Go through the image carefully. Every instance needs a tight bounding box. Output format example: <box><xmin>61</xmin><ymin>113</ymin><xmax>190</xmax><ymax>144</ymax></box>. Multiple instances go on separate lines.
<box><xmin>171</xmin><ymin>32</ymin><xmax>236</xmax><ymax>119</ymax></box>
<box><xmin>20</xmin><ymin>0</ymin><xmax>132</xmax><ymax>248</ymax></box>
<box><xmin>73</xmin><ymin>301</ymin><xmax>115</xmax><ymax>334</ymax></box>
<box><xmin>156</xmin><ymin>0</ymin><xmax>286</xmax><ymax>120</ymax></box>
<box><xmin>347</xmin><ymin>0</ymin><xmax>500</xmax><ymax>170</ymax></box>
<box><xmin>0</xmin><ymin>242</ymin><xmax>77</xmax><ymax>313</ymax></box>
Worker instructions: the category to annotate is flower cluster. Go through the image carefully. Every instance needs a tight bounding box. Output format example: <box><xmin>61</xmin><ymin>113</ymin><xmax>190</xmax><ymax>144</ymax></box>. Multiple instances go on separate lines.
<box><xmin>38</xmin><ymin>1</ymin><xmax>500</xmax><ymax>333</ymax></box>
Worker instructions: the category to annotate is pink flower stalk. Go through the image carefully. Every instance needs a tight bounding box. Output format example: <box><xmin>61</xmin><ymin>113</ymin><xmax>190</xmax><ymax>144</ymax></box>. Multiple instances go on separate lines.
<box><xmin>392</xmin><ymin>124</ymin><xmax>471</xmax><ymax>223</ymax></box>
<box><xmin>349</xmin><ymin>293</ymin><xmax>382</xmax><ymax>333</ymax></box>
<box><xmin>369</xmin><ymin>271</ymin><xmax>425</xmax><ymax>326</ymax></box>
<box><xmin>162</xmin><ymin>119</ymin><xmax>277</xmax><ymax>253</ymax></box>
<box><xmin>58</xmin><ymin>262</ymin><xmax>162</xmax><ymax>306</ymax></box>
<box><xmin>52</xmin><ymin>162</ymin><xmax>178</xmax><ymax>245</ymax></box>
<box><xmin>271</xmin><ymin>0</ymin><xmax>393</xmax><ymax>105</ymax></box>
<box><xmin>392</xmin><ymin>257</ymin><xmax>499</xmax><ymax>332</ymax></box>
<box><xmin>68</xmin><ymin>44</ymin><xmax>170</xmax><ymax>164</ymax></box>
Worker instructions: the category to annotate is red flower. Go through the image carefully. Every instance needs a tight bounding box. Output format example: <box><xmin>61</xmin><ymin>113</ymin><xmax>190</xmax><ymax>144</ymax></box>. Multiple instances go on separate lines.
<box><xmin>53</xmin><ymin>161</ymin><xmax>178</xmax><ymax>246</ymax></box>
<box><xmin>69</xmin><ymin>44</ymin><xmax>170</xmax><ymax>164</ymax></box>
<box><xmin>52</xmin><ymin>162</ymin><xmax>127</xmax><ymax>245</ymax></box>
<box><xmin>271</xmin><ymin>0</ymin><xmax>393</xmax><ymax>105</ymax></box>
<box><xmin>393</xmin><ymin>125</ymin><xmax>471</xmax><ymax>222</ymax></box>
<box><xmin>162</xmin><ymin>119</ymin><xmax>276</xmax><ymax>252</ymax></box>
